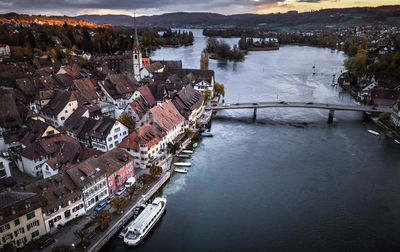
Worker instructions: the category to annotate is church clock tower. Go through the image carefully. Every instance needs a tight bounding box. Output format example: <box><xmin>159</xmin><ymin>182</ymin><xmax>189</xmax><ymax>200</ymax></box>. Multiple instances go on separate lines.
<box><xmin>133</xmin><ymin>14</ymin><xmax>142</xmax><ymax>81</ymax></box>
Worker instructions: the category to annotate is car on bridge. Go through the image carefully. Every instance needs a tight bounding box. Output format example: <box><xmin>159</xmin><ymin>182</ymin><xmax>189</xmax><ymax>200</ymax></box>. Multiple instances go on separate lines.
<box><xmin>212</xmin><ymin>103</ymin><xmax>218</xmax><ymax>106</ymax></box>
<box><xmin>279</xmin><ymin>101</ymin><xmax>288</xmax><ymax>105</ymax></box>
<box><xmin>253</xmin><ymin>103</ymin><xmax>258</xmax><ymax>105</ymax></box>
<box><xmin>371</xmin><ymin>107</ymin><xmax>377</xmax><ymax>110</ymax></box>
<box><xmin>306</xmin><ymin>102</ymin><xmax>313</xmax><ymax>105</ymax></box>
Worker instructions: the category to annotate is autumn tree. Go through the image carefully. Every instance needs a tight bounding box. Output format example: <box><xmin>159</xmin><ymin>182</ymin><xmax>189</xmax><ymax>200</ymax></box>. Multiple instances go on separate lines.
<box><xmin>214</xmin><ymin>82</ymin><xmax>225</xmax><ymax>97</ymax></box>
<box><xmin>344</xmin><ymin>48</ymin><xmax>367</xmax><ymax>77</ymax></box>
<box><xmin>149</xmin><ymin>165</ymin><xmax>163</xmax><ymax>177</ymax></box>
<box><xmin>239</xmin><ymin>34</ymin><xmax>248</xmax><ymax>50</ymax></box>
<box><xmin>110</xmin><ymin>197</ymin><xmax>128</xmax><ymax>213</ymax></box>
<box><xmin>118</xmin><ymin>113</ymin><xmax>135</xmax><ymax>133</ymax></box>
<box><xmin>126</xmin><ymin>184</ymin><xmax>138</xmax><ymax>200</ymax></box>
<box><xmin>200</xmin><ymin>49</ymin><xmax>209</xmax><ymax>70</ymax></box>
<box><xmin>92</xmin><ymin>210</ymin><xmax>112</xmax><ymax>231</ymax></box>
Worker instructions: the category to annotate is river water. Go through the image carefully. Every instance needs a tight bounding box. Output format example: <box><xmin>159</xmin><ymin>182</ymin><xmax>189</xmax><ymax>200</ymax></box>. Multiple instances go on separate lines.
<box><xmin>103</xmin><ymin>30</ymin><xmax>400</xmax><ymax>251</ymax></box>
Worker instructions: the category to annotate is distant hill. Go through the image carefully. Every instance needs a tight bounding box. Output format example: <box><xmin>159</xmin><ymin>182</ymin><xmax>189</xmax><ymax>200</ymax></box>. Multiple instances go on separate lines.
<box><xmin>78</xmin><ymin>5</ymin><xmax>400</xmax><ymax>29</ymax></box>
<box><xmin>0</xmin><ymin>12</ymin><xmax>108</xmax><ymax>28</ymax></box>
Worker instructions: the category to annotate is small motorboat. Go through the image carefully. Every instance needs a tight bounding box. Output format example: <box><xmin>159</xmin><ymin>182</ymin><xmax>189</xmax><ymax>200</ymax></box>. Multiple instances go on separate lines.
<box><xmin>201</xmin><ymin>132</ymin><xmax>213</xmax><ymax>137</ymax></box>
<box><xmin>182</xmin><ymin>150</ymin><xmax>193</xmax><ymax>154</ymax></box>
<box><xmin>192</xmin><ymin>142</ymin><xmax>198</xmax><ymax>148</ymax></box>
<box><xmin>174</xmin><ymin>168</ymin><xmax>188</xmax><ymax>174</ymax></box>
<box><xmin>177</xmin><ymin>154</ymin><xmax>190</xmax><ymax>158</ymax></box>
<box><xmin>173</xmin><ymin>162</ymin><xmax>191</xmax><ymax>167</ymax></box>
<box><xmin>395</xmin><ymin>140</ymin><xmax>400</xmax><ymax>144</ymax></box>
<box><xmin>368</xmin><ymin>130</ymin><xmax>380</xmax><ymax>136</ymax></box>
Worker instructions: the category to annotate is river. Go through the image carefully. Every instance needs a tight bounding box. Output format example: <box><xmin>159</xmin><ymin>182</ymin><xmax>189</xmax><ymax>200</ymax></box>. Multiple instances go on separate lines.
<box><xmin>102</xmin><ymin>29</ymin><xmax>400</xmax><ymax>251</ymax></box>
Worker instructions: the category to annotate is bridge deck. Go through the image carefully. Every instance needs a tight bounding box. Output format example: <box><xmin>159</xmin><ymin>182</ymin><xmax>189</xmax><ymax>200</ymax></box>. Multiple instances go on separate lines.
<box><xmin>207</xmin><ymin>101</ymin><xmax>391</xmax><ymax>113</ymax></box>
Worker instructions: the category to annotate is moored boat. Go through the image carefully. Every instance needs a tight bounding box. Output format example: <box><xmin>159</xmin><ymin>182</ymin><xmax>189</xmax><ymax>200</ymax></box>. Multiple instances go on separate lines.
<box><xmin>201</xmin><ymin>132</ymin><xmax>213</xmax><ymax>137</ymax></box>
<box><xmin>173</xmin><ymin>162</ymin><xmax>191</xmax><ymax>167</ymax></box>
<box><xmin>368</xmin><ymin>130</ymin><xmax>380</xmax><ymax>136</ymax></box>
<box><xmin>123</xmin><ymin>197</ymin><xmax>167</xmax><ymax>246</ymax></box>
<box><xmin>182</xmin><ymin>150</ymin><xmax>193</xmax><ymax>154</ymax></box>
<box><xmin>174</xmin><ymin>168</ymin><xmax>188</xmax><ymax>174</ymax></box>
<box><xmin>192</xmin><ymin>142</ymin><xmax>198</xmax><ymax>148</ymax></box>
<box><xmin>177</xmin><ymin>154</ymin><xmax>190</xmax><ymax>158</ymax></box>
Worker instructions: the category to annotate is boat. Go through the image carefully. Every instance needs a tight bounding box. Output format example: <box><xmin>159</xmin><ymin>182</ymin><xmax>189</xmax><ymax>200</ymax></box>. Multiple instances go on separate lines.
<box><xmin>395</xmin><ymin>140</ymin><xmax>400</xmax><ymax>144</ymax></box>
<box><xmin>368</xmin><ymin>130</ymin><xmax>380</xmax><ymax>136</ymax></box>
<box><xmin>174</xmin><ymin>168</ymin><xmax>188</xmax><ymax>174</ymax></box>
<box><xmin>201</xmin><ymin>132</ymin><xmax>213</xmax><ymax>137</ymax></box>
<box><xmin>182</xmin><ymin>150</ymin><xmax>193</xmax><ymax>154</ymax></box>
<box><xmin>123</xmin><ymin>197</ymin><xmax>167</xmax><ymax>246</ymax></box>
<box><xmin>173</xmin><ymin>162</ymin><xmax>191</xmax><ymax>167</ymax></box>
<box><xmin>177</xmin><ymin>154</ymin><xmax>190</xmax><ymax>158</ymax></box>
<box><xmin>192</xmin><ymin>142</ymin><xmax>198</xmax><ymax>148</ymax></box>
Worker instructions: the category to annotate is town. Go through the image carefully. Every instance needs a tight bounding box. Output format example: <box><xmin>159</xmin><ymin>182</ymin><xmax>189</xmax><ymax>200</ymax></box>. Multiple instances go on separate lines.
<box><xmin>0</xmin><ymin>6</ymin><xmax>400</xmax><ymax>252</ymax></box>
<box><xmin>0</xmin><ymin>18</ymin><xmax>214</xmax><ymax>252</ymax></box>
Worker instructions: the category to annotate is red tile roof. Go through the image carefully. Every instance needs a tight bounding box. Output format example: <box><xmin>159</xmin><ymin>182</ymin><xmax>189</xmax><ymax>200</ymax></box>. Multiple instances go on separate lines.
<box><xmin>150</xmin><ymin>100</ymin><xmax>184</xmax><ymax>132</ymax></box>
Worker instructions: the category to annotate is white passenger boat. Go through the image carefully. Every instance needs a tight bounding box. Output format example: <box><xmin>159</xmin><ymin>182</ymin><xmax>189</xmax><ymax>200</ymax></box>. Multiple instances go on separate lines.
<box><xmin>368</xmin><ymin>130</ymin><xmax>380</xmax><ymax>136</ymax></box>
<box><xmin>173</xmin><ymin>162</ymin><xmax>191</xmax><ymax>167</ymax></box>
<box><xmin>177</xmin><ymin>154</ymin><xmax>190</xmax><ymax>158</ymax></box>
<box><xmin>182</xmin><ymin>150</ymin><xmax>193</xmax><ymax>154</ymax></box>
<box><xmin>123</xmin><ymin>197</ymin><xmax>167</xmax><ymax>246</ymax></box>
<box><xmin>174</xmin><ymin>168</ymin><xmax>188</xmax><ymax>174</ymax></box>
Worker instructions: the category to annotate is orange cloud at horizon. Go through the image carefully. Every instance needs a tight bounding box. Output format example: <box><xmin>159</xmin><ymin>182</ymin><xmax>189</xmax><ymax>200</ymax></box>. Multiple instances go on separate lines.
<box><xmin>256</xmin><ymin>0</ymin><xmax>400</xmax><ymax>14</ymax></box>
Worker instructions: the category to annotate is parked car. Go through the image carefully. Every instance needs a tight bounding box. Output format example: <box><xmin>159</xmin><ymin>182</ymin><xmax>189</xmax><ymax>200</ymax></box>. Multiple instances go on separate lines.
<box><xmin>371</xmin><ymin>107</ymin><xmax>377</xmax><ymax>110</ymax></box>
<box><xmin>212</xmin><ymin>103</ymin><xmax>218</xmax><ymax>106</ymax></box>
<box><xmin>95</xmin><ymin>201</ymin><xmax>107</xmax><ymax>211</ymax></box>
<box><xmin>115</xmin><ymin>187</ymin><xmax>126</xmax><ymax>196</ymax></box>
<box><xmin>125</xmin><ymin>177</ymin><xmax>136</xmax><ymax>188</ymax></box>
<box><xmin>106</xmin><ymin>196</ymin><xmax>114</xmax><ymax>204</ymax></box>
<box><xmin>37</xmin><ymin>236</ymin><xmax>55</xmax><ymax>249</ymax></box>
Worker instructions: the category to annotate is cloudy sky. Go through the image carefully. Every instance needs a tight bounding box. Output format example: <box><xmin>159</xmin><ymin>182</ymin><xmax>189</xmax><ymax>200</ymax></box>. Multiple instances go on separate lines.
<box><xmin>0</xmin><ymin>0</ymin><xmax>398</xmax><ymax>16</ymax></box>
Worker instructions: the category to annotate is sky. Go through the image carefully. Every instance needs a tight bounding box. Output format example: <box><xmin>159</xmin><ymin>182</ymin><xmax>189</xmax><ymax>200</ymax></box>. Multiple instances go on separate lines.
<box><xmin>0</xmin><ymin>0</ymin><xmax>398</xmax><ymax>17</ymax></box>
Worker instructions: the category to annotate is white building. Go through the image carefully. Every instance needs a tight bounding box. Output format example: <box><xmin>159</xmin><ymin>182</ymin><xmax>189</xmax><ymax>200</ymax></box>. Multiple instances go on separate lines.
<box><xmin>67</xmin><ymin>160</ymin><xmax>109</xmax><ymax>212</ymax></box>
<box><xmin>39</xmin><ymin>90</ymin><xmax>78</xmax><ymax>127</ymax></box>
<box><xmin>0</xmin><ymin>156</ymin><xmax>11</xmax><ymax>179</ymax></box>
<box><xmin>0</xmin><ymin>44</ymin><xmax>11</xmax><ymax>58</ymax></box>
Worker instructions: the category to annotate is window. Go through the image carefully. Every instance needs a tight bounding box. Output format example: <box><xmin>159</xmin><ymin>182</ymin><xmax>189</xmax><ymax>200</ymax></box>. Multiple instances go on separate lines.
<box><xmin>14</xmin><ymin>219</ymin><xmax>20</xmax><ymax>226</ymax></box>
<box><xmin>27</xmin><ymin>220</ymin><xmax>39</xmax><ymax>231</ymax></box>
<box><xmin>16</xmin><ymin>236</ymin><xmax>27</xmax><ymax>247</ymax></box>
<box><xmin>26</xmin><ymin>212</ymin><xmax>35</xmax><ymax>220</ymax></box>
<box><xmin>14</xmin><ymin>227</ymin><xmax>24</xmax><ymax>237</ymax></box>
<box><xmin>109</xmin><ymin>144</ymin><xmax>113</xmax><ymax>149</ymax></box>
<box><xmin>61</xmin><ymin>116</ymin><xmax>65</xmax><ymax>120</ymax></box>
<box><xmin>65</xmin><ymin>110</ymin><xmax>68</xmax><ymax>113</ymax></box>
<box><xmin>114</xmin><ymin>135</ymin><xmax>118</xmax><ymax>140</ymax></box>
<box><xmin>108</xmin><ymin>137</ymin><xmax>112</xmax><ymax>141</ymax></box>
<box><xmin>115</xmin><ymin>127</ymin><xmax>120</xmax><ymax>133</ymax></box>
<box><xmin>2</xmin><ymin>233</ymin><xmax>13</xmax><ymax>243</ymax></box>
<box><xmin>0</xmin><ymin>223</ymin><xmax>10</xmax><ymax>233</ymax></box>
<box><xmin>31</xmin><ymin>230</ymin><xmax>39</xmax><ymax>239</ymax></box>
<box><xmin>54</xmin><ymin>216</ymin><xmax>61</xmax><ymax>222</ymax></box>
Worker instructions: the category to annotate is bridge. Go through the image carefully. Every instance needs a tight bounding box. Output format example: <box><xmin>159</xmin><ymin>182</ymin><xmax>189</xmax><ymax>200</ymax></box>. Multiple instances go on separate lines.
<box><xmin>206</xmin><ymin>101</ymin><xmax>392</xmax><ymax>123</ymax></box>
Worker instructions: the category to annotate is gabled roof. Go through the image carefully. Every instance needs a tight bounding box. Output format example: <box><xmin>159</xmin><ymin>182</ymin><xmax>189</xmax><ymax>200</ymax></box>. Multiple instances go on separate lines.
<box><xmin>27</xmin><ymin>172</ymin><xmax>81</xmax><ymax>213</ymax></box>
<box><xmin>54</xmin><ymin>73</ymin><xmax>75</xmax><ymax>89</ymax></box>
<box><xmin>20</xmin><ymin>119</ymin><xmax>58</xmax><ymax>146</ymax></box>
<box><xmin>137</xmin><ymin>85</ymin><xmax>156</xmax><ymax>107</ymax></box>
<box><xmin>119</xmin><ymin>123</ymin><xmax>164</xmax><ymax>152</ymax></box>
<box><xmin>127</xmin><ymin>100</ymin><xmax>148</xmax><ymax>120</ymax></box>
<box><xmin>58</xmin><ymin>64</ymin><xmax>82</xmax><ymax>79</ymax></box>
<box><xmin>104</xmin><ymin>74</ymin><xmax>139</xmax><ymax>99</ymax></box>
<box><xmin>148</xmin><ymin>82</ymin><xmax>167</xmax><ymax>102</ymax></box>
<box><xmin>173</xmin><ymin>84</ymin><xmax>204</xmax><ymax>119</ymax></box>
<box><xmin>150</xmin><ymin>100</ymin><xmax>184</xmax><ymax>132</ymax></box>
<box><xmin>0</xmin><ymin>92</ymin><xmax>22</xmax><ymax>129</ymax></box>
<box><xmin>73</xmin><ymin>79</ymin><xmax>99</xmax><ymax>101</ymax></box>
<box><xmin>166</xmin><ymin>68</ymin><xmax>214</xmax><ymax>84</ymax></box>
<box><xmin>88</xmin><ymin>118</ymin><xmax>118</xmax><ymax>140</ymax></box>
<box><xmin>41</xmin><ymin>90</ymin><xmax>76</xmax><ymax>116</ymax></box>
<box><xmin>156</xmin><ymin>60</ymin><xmax>182</xmax><ymax>70</ymax></box>
<box><xmin>144</xmin><ymin>62</ymin><xmax>164</xmax><ymax>73</ymax></box>
<box><xmin>0</xmin><ymin>190</ymin><xmax>41</xmax><ymax>226</ymax></box>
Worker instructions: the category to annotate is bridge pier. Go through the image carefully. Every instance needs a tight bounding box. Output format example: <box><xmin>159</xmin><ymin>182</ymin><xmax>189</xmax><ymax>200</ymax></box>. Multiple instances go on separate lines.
<box><xmin>253</xmin><ymin>108</ymin><xmax>257</xmax><ymax>120</ymax></box>
<box><xmin>328</xmin><ymin>109</ymin><xmax>335</xmax><ymax>123</ymax></box>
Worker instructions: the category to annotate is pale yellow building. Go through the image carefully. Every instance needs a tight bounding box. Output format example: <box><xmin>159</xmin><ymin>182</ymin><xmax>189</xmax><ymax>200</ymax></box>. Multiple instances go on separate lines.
<box><xmin>0</xmin><ymin>190</ymin><xmax>47</xmax><ymax>249</ymax></box>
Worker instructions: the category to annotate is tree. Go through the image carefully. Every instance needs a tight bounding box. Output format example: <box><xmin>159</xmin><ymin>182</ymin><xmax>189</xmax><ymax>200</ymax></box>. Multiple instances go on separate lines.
<box><xmin>184</xmin><ymin>128</ymin><xmax>193</xmax><ymax>138</ymax></box>
<box><xmin>167</xmin><ymin>142</ymin><xmax>180</xmax><ymax>155</ymax></box>
<box><xmin>239</xmin><ymin>34</ymin><xmax>248</xmax><ymax>50</ymax></box>
<box><xmin>200</xmin><ymin>49</ymin><xmax>209</xmax><ymax>70</ymax></box>
<box><xmin>74</xmin><ymin>229</ymin><xmax>88</xmax><ymax>244</ymax></box>
<box><xmin>110</xmin><ymin>197</ymin><xmax>128</xmax><ymax>213</ymax></box>
<box><xmin>149</xmin><ymin>165</ymin><xmax>163</xmax><ymax>177</ymax></box>
<box><xmin>92</xmin><ymin>210</ymin><xmax>112</xmax><ymax>231</ymax></box>
<box><xmin>207</xmin><ymin>37</ymin><xmax>219</xmax><ymax>53</ymax></box>
<box><xmin>126</xmin><ymin>184</ymin><xmax>138</xmax><ymax>200</ymax></box>
<box><xmin>118</xmin><ymin>113</ymin><xmax>135</xmax><ymax>133</ymax></box>
<box><xmin>344</xmin><ymin>49</ymin><xmax>367</xmax><ymax>77</ymax></box>
<box><xmin>214</xmin><ymin>82</ymin><xmax>225</xmax><ymax>97</ymax></box>
<box><xmin>203</xmin><ymin>89</ymin><xmax>212</xmax><ymax>102</ymax></box>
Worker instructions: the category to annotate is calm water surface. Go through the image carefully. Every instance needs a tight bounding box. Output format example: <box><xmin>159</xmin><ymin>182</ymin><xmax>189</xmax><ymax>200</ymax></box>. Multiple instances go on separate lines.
<box><xmin>103</xmin><ymin>29</ymin><xmax>400</xmax><ymax>251</ymax></box>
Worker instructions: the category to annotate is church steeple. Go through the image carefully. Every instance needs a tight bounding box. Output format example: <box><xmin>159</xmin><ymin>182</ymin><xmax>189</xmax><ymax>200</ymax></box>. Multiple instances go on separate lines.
<box><xmin>133</xmin><ymin>13</ymin><xmax>140</xmax><ymax>51</ymax></box>
<box><xmin>132</xmin><ymin>11</ymin><xmax>142</xmax><ymax>81</ymax></box>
